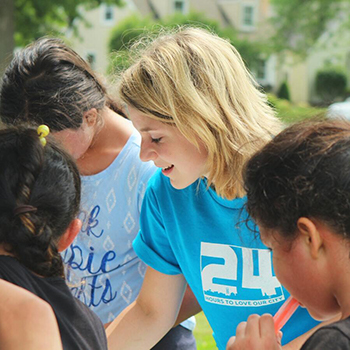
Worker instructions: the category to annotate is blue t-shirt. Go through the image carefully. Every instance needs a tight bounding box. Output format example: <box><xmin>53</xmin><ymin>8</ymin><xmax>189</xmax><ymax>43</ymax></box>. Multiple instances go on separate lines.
<box><xmin>134</xmin><ymin>170</ymin><xmax>319</xmax><ymax>350</ymax></box>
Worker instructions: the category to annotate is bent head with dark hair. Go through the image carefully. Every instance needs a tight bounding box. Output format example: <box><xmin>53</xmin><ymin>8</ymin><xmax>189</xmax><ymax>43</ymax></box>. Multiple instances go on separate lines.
<box><xmin>0</xmin><ymin>125</ymin><xmax>81</xmax><ymax>277</ymax></box>
<box><xmin>244</xmin><ymin>119</ymin><xmax>350</xmax><ymax>242</ymax></box>
<box><xmin>0</xmin><ymin>37</ymin><xmax>118</xmax><ymax>131</ymax></box>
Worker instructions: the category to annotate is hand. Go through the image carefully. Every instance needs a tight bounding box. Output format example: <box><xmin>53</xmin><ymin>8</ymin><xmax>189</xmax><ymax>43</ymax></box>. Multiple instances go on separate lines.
<box><xmin>226</xmin><ymin>314</ymin><xmax>282</xmax><ymax>350</ymax></box>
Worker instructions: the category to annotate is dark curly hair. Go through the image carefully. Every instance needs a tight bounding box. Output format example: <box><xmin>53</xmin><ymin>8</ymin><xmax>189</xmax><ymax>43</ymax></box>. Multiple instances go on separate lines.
<box><xmin>244</xmin><ymin>118</ymin><xmax>350</xmax><ymax>241</ymax></box>
<box><xmin>0</xmin><ymin>125</ymin><xmax>81</xmax><ymax>277</ymax></box>
<box><xmin>0</xmin><ymin>37</ymin><xmax>121</xmax><ymax>130</ymax></box>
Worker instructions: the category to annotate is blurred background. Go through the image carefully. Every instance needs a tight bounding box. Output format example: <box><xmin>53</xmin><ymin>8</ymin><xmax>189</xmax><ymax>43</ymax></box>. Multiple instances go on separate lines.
<box><xmin>2</xmin><ymin>0</ymin><xmax>350</xmax><ymax>123</ymax></box>
<box><xmin>2</xmin><ymin>0</ymin><xmax>350</xmax><ymax>122</ymax></box>
<box><xmin>1</xmin><ymin>0</ymin><xmax>350</xmax><ymax>347</ymax></box>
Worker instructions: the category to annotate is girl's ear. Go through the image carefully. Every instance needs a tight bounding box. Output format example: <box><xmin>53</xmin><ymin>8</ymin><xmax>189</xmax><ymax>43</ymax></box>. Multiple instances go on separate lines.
<box><xmin>57</xmin><ymin>218</ymin><xmax>82</xmax><ymax>252</ymax></box>
<box><xmin>297</xmin><ymin>217</ymin><xmax>323</xmax><ymax>259</ymax></box>
<box><xmin>84</xmin><ymin>108</ymin><xmax>98</xmax><ymax>126</ymax></box>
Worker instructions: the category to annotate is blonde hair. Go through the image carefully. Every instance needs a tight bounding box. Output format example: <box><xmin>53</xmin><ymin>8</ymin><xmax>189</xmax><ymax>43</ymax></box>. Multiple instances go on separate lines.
<box><xmin>118</xmin><ymin>27</ymin><xmax>282</xmax><ymax>199</ymax></box>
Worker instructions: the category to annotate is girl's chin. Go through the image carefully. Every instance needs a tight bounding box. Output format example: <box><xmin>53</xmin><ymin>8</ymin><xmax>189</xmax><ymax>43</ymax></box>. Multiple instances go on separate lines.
<box><xmin>306</xmin><ymin>308</ymin><xmax>339</xmax><ymax>322</ymax></box>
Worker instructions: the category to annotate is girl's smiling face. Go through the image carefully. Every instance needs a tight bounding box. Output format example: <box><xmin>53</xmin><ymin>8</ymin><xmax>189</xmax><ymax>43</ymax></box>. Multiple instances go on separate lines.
<box><xmin>127</xmin><ymin>106</ymin><xmax>208</xmax><ymax>189</ymax></box>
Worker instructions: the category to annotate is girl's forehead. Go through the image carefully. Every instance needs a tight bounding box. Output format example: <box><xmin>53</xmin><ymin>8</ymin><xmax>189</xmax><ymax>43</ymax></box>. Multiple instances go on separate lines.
<box><xmin>127</xmin><ymin>106</ymin><xmax>167</xmax><ymax>129</ymax></box>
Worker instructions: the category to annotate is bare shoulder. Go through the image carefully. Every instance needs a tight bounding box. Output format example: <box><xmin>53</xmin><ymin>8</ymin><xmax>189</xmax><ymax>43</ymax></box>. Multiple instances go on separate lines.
<box><xmin>0</xmin><ymin>279</ymin><xmax>63</xmax><ymax>350</ymax></box>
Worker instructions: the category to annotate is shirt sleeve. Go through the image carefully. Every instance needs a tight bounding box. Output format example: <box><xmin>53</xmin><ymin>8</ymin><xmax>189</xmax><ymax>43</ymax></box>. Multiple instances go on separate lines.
<box><xmin>133</xmin><ymin>177</ymin><xmax>182</xmax><ymax>275</ymax></box>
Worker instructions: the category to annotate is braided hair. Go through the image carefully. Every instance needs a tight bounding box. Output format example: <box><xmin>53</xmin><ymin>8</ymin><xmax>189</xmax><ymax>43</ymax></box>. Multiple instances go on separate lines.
<box><xmin>0</xmin><ymin>125</ymin><xmax>81</xmax><ymax>277</ymax></box>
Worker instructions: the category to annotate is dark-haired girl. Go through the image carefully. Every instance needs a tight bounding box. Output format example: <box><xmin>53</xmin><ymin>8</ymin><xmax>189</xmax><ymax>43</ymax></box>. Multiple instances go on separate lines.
<box><xmin>0</xmin><ymin>279</ymin><xmax>62</xmax><ymax>349</ymax></box>
<box><xmin>0</xmin><ymin>126</ymin><xmax>107</xmax><ymax>349</ymax></box>
<box><xmin>228</xmin><ymin>119</ymin><xmax>350</xmax><ymax>349</ymax></box>
<box><xmin>0</xmin><ymin>37</ymin><xmax>197</xmax><ymax>349</ymax></box>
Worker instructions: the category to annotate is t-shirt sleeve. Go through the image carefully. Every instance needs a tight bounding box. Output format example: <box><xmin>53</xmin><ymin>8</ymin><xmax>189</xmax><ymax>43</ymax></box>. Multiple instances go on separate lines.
<box><xmin>133</xmin><ymin>178</ymin><xmax>182</xmax><ymax>275</ymax></box>
<box><xmin>301</xmin><ymin>327</ymin><xmax>350</xmax><ymax>350</ymax></box>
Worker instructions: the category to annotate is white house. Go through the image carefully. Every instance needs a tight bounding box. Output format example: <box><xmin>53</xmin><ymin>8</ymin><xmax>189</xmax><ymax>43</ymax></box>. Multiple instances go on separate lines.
<box><xmin>69</xmin><ymin>0</ymin><xmax>276</xmax><ymax>90</ymax></box>
<box><xmin>69</xmin><ymin>0</ymin><xmax>349</xmax><ymax>104</ymax></box>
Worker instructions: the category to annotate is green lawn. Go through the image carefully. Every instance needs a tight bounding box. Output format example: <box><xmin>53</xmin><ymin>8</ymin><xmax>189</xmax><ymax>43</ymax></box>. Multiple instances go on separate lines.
<box><xmin>268</xmin><ymin>94</ymin><xmax>327</xmax><ymax>124</ymax></box>
<box><xmin>193</xmin><ymin>312</ymin><xmax>217</xmax><ymax>350</ymax></box>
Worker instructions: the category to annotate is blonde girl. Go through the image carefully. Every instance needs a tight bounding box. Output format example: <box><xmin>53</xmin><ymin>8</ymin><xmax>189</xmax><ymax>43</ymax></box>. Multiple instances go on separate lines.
<box><xmin>107</xmin><ymin>27</ymin><xmax>319</xmax><ymax>350</ymax></box>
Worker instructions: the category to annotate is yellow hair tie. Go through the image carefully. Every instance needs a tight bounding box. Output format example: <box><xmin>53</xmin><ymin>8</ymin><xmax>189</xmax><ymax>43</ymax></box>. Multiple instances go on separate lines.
<box><xmin>37</xmin><ymin>125</ymin><xmax>50</xmax><ymax>146</ymax></box>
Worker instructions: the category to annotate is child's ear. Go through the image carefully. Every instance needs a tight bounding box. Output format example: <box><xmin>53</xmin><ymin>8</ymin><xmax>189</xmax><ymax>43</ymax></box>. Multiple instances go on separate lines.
<box><xmin>57</xmin><ymin>218</ymin><xmax>82</xmax><ymax>252</ymax></box>
<box><xmin>297</xmin><ymin>217</ymin><xmax>323</xmax><ymax>259</ymax></box>
<box><xmin>84</xmin><ymin>108</ymin><xmax>98</xmax><ymax>126</ymax></box>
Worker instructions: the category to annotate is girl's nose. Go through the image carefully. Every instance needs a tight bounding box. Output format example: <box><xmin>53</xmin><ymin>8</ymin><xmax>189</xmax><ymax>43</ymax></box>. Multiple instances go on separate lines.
<box><xmin>139</xmin><ymin>140</ymin><xmax>157</xmax><ymax>162</ymax></box>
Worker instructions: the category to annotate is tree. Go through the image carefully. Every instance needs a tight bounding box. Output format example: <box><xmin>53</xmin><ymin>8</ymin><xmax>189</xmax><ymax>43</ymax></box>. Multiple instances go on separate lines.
<box><xmin>108</xmin><ymin>11</ymin><xmax>268</xmax><ymax>74</ymax></box>
<box><xmin>270</xmin><ymin>0</ymin><xmax>350</xmax><ymax>56</ymax></box>
<box><xmin>0</xmin><ymin>0</ymin><xmax>124</xmax><ymax>77</ymax></box>
<box><xmin>0</xmin><ymin>0</ymin><xmax>14</xmax><ymax>75</ymax></box>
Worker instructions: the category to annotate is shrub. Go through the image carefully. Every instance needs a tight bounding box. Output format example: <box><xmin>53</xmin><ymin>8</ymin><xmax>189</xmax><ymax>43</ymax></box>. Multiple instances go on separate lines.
<box><xmin>315</xmin><ymin>67</ymin><xmax>347</xmax><ymax>103</ymax></box>
<box><xmin>108</xmin><ymin>14</ymin><xmax>155</xmax><ymax>53</ymax></box>
<box><xmin>108</xmin><ymin>11</ymin><xmax>269</xmax><ymax>74</ymax></box>
<box><xmin>277</xmin><ymin>81</ymin><xmax>290</xmax><ymax>101</ymax></box>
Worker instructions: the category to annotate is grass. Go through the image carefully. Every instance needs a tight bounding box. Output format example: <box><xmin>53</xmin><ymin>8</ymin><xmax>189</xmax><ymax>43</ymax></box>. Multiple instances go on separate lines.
<box><xmin>193</xmin><ymin>312</ymin><xmax>217</xmax><ymax>350</ymax></box>
<box><xmin>267</xmin><ymin>94</ymin><xmax>327</xmax><ymax>124</ymax></box>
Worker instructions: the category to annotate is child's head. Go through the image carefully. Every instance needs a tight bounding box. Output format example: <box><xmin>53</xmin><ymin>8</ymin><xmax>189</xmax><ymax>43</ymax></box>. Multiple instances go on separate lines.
<box><xmin>0</xmin><ymin>37</ymin><xmax>109</xmax><ymax>131</ymax></box>
<box><xmin>244</xmin><ymin>119</ymin><xmax>350</xmax><ymax>319</ymax></box>
<box><xmin>0</xmin><ymin>38</ymin><xmax>122</xmax><ymax>159</ymax></box>
<box><xmin>0</xmin><ymin>125</ymin><xmax>81</xmax><ymax>278</ymax></box>
<box><xmin>118</xmin><ymin>27</ymin><xmax>281</xmax><ymax>199</ymax></box>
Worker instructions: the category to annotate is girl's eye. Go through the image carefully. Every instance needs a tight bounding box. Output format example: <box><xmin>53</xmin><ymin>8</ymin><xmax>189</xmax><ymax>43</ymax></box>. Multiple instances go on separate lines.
<box><xmin>151</xmin><ymin>137</ymin><xmax>162</xmax><ymax>144</ymax></box>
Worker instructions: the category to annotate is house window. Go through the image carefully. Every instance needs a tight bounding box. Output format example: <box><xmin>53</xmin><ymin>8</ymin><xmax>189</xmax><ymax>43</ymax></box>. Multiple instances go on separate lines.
<box><xmin>257</xmin><ymin>59</ymin><xmax>266</xmax><ymax>80</ymax></box>
<box><xmin>243</xmin><ymin>5</ymin><xmax>254</xmax><ymax>26</ymax></box>
<box><xmin>174</xmin><ymin>0</ymin><xmax>186</xmax><ymax>14</ymax></box>
<box><xmin>106</xmin><ymin>6</ymin><xmax>113</xmax><ymax>20</ymax></box>
<box><xmin>102</xmin><ymin>5</ymin><xmax>114</xmax><ymax>25</ymax></box>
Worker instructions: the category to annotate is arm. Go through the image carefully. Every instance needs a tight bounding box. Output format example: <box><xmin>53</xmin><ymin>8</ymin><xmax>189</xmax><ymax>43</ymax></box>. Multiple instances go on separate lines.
<box><xmin>174</xmin><ymin>285</ymin><xmax>202</xmax><ymax>326</ymax></box>
<box><xmin>107</xmin><ymin>266</ymin><xmax>187</xmax><ymax>349</ymax></box>
<box><xmin>0</xmin><ymin>279</ymin><xmax>62</xmax><ymax>350</ymax></box>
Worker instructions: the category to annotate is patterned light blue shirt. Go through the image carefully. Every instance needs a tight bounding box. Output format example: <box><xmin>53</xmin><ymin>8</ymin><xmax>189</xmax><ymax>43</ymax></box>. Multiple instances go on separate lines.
<box><xmin>62</xmin><ymin>131</ymin><xmax>157</xmax><ymax>324</ymax></box>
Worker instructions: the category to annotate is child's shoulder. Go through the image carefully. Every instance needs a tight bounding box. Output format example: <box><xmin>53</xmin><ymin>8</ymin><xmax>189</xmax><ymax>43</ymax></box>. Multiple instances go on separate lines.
<box><xmin>0</xmin><ymin>279</ymin><xmax>62</xmax><ymax>350</ymax></box>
